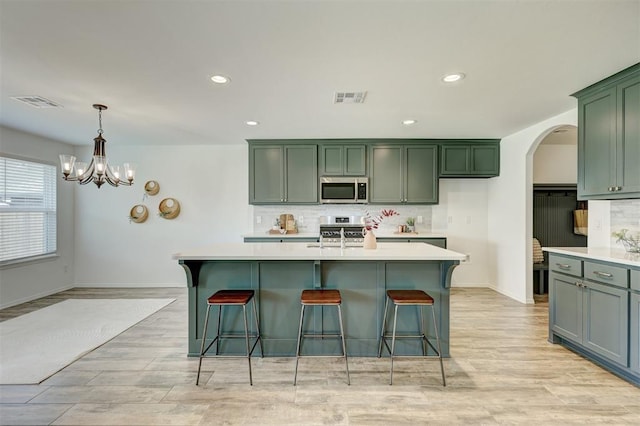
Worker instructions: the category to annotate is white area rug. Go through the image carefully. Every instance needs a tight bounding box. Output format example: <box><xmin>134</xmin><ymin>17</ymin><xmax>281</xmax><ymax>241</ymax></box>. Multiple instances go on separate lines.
<box><xmin>0</xmin><ymin>298</ymin><xmax>174</xmax><ymax>384</ymax></box>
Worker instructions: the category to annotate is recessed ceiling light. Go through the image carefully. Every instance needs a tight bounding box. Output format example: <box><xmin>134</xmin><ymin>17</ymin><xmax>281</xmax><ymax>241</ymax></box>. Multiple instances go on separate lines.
<box><xmin>402</xmin><ymin>119</ymin><xmax>417</xmax><ymax>125</ymax></box>
<box><xmin>211</xmin><ymin>75</ymin><xmax>230</xmax><ymax>84</ymax></box>
<box><xmin>246</xmin><ymin>120</ymin><xmax>259</xmax><ymax>126</ymax></box>
<box><xmin>442</xmin><ymin>73</ymin><xmax>465</xmax><ymax>83</ymax></box>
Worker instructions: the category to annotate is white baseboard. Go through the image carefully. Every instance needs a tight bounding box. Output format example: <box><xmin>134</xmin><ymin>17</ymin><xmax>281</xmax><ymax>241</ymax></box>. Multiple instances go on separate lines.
<box><xmin>73</xmin><ymin>282</ymin><xmax>186</xmax><ymax>288</ymax></box>
<box><xmin>450</xmin><ymin>282</ymin><xmax>488</xmax><ymax>288</ymax></box>
<box><xmin>0</xmin><ymin>285</ymin><xmax>74</xmax><ymax>310</ymax></box>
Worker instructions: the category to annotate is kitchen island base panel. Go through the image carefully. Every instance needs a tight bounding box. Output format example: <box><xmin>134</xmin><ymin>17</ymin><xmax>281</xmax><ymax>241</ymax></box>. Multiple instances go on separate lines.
<box><xmin>181</xmin><ymin>258</ymin><xmax>456</xmax><ymax>357</ymax></box>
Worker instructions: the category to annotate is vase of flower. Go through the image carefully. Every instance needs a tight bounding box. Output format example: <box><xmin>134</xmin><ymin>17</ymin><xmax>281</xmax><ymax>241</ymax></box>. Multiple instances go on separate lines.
<box><xmin>363</xmin><ymin>209</ymin><xmax>399</xmax><ymax>249</ymax></box>
<box><xmin>363</xmin><ymin>228</ymin><xmax>377</xmax><ymax>249</ymax></box>
<box><xmin>612</xmin><ymin>229</ymin><xmax>640</xmax><ymax>253</ymax></box>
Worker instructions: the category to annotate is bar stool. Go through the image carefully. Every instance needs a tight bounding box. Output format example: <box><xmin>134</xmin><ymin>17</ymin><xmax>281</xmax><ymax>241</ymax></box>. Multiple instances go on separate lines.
<box><xmin>196</xmin><ymin>289</ymin><xmax>263</xmax><ymax>386</ymax></box>
<box><xmin>294</xmin><ymin>289</ymin><xmax>350</xmax><ymax>385</ymax></box>
<box><xmin>378</xmin><ymin>289</ymin><xmax>446</xmax><ymax>386</ymax></box>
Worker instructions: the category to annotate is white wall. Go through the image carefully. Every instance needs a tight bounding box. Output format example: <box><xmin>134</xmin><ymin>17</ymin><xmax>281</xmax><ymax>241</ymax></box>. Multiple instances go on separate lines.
<box><xmin>0</xmin><ymin>126</ymin><xmax>76</xmax><ymax>308</ymax></box>
<box><xmin>73</xmin><ymin>144</ymin><xmax>250</xmax><ymax>287</ymax></box>
<box><xmin>432</xmin><ymin>179</ymin><xmax>490</xmax><ymax>287</ymax></box>
<box><xmin>487</xmin><ymin>109</ymin><xmax>578</xmax><ymax>304</ymax></box>
<box><xmin>533</xmin><ymin>144</ymin><xmax>577</xmax><ymax>184</ymax></box>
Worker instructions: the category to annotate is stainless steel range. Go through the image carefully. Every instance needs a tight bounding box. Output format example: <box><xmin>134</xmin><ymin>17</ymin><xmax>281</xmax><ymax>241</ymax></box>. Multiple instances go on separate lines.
<box><xmin>319</xmin><ymin>216</ymin><xmax>365</xmax><ymax>246</ymax></box>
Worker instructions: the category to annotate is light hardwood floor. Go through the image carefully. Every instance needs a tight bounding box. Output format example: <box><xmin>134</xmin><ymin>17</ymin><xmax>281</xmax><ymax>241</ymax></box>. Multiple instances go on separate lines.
<box><xmin>1</xmin><ymin>287</ymin><xmax>639</xmax><ymax>425</ymax></box>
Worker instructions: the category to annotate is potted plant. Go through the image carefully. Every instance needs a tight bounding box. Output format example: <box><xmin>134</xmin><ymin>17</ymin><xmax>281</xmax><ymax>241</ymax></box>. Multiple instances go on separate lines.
<box><xmin>406</xmin><ymin>217</ymin><xmax>415</xmax><ymax>233</ymax></box>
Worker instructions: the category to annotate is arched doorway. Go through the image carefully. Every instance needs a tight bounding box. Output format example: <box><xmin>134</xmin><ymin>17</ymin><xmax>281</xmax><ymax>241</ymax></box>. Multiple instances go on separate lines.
<box><xmin>526</xmin><ymin>124</ymin><xmax>579</xmax><ymax>302</ymax></box>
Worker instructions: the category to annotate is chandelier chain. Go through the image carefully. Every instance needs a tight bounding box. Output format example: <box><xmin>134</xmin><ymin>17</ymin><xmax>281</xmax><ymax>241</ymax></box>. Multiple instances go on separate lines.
<box><xmin>97</xmin><ymin>108</ymin><xmax>103</xmax><ymax>135</ymax></box>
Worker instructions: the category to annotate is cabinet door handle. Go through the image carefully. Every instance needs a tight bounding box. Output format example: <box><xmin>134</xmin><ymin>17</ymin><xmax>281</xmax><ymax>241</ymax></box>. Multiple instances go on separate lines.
<box><xmin>616</xmin><ymin>186</ymin><xmax>622</xmax><ymax>191</ymax></box>
<box><xmin>593</xmin><ymin>271</ymin><xmax>613</xmax><ymax>278</ymax></box>
<box><xmin>575</xmin><ymin>281</ymin><xmax>582</xmax><ymax>287</ymax></box>
<box><xmin>556</xmin><ymin>263</ymin><xmax>571</xmax><ymax>270</ymax></box>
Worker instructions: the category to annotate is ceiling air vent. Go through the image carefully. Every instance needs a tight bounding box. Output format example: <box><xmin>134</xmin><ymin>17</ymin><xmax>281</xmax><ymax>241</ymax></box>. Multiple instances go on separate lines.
<box><xmin>334</xmin><ymin>91</ymin><xmax>367</xmax><ymax>104</ymax></box>
<box><xmin>11</xmin><ymin>96</ymin><xmax>62</xmax><ymax>108</ymax></box>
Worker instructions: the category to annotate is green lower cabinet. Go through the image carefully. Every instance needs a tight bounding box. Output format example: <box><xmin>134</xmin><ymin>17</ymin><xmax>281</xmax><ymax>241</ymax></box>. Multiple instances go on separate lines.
<box><xmin>550</xmin><ymin>272</ymin><xmax>628</xmax><ymax>367</ymax></box>
<box><xmin>184</xmin><ymin>259</ymin><xmax>455</xmax><ymax>358</ymax></box>
<box><xmin>377</xmin><ymin>237</ymin><xmax>446</xmax><ymax>248</ymax></box>
<box><xmin>549</xmin><ymin>253</ymin><xmax>638</xmax><ymax>385</ymax></box>
<box><xmin>243</xmin><ymin>237</ymin><xmax>318</xmax><ymax>243</ymax></box>
<box><xmin>631</xmin><ymin>292</ymin><xmax>640</xmax><ymax>375</ymax></box>
<box><xmin>581</xmin><ymin>281</ymin><xmax>628</xmax><ymax>366</ymax></box>
<box><xmin>550</xmin><ymin>272</ymin><xmax>583</xmax><ymax>344</ymax></box>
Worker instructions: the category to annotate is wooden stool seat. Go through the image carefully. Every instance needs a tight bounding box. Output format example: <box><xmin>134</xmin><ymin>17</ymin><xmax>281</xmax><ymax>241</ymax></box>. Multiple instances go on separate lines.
<box><xmin>300</xmin><ymin>289</ymin><xmax>341</xmax><ymax>305</ymax></box>
<box><xmin>387</xmin><ymin>290</ymin><xmax>434</xmax><ymax>305</ymax></box>
<box><xmin>208</xmin><ymin>290</ymin><xmax>254</xmax><ymax>305</ymax></box>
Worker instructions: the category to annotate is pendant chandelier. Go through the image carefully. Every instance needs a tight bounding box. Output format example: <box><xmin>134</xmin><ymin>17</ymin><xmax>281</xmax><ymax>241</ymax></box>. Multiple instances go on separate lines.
<box><xmin>59</xmin><ymin>104</ymin><xmax>136</xmax><ymax>188</ymax></box>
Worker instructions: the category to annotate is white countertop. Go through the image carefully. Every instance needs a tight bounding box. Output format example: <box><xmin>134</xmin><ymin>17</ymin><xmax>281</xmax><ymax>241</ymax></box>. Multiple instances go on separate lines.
<box><xmin>544</xmin><ymin>247</ymin><xmax>640</xmax><ymax>268</ymax></box>
<box><xmin>241</xmin><ymin>232</ymin><xmax>446</xmax><ymax>239</ymax></box>
<box><xmin>174</xmin><ymin>242</ymin><xmax>466</xmax><ymax>261</ymax></box>
<box><xmin>242</xmin><ymin>232</ymin><xmax>319</xmax><ymax>239</ymax></box>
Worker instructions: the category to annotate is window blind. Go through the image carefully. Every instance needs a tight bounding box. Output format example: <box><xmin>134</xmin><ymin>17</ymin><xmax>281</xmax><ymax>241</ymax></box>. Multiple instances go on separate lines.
<box><xmin>0</xmin><ymin>156</ymin><xmax>57</xmax><ymax>263</ymax></box>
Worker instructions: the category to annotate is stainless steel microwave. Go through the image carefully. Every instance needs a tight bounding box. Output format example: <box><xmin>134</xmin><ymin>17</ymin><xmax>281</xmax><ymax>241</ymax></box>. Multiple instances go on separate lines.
<box><xmin>320</xmin><ymin>177</ymin><xmax>369</xmax><ymax>204</ymax></box>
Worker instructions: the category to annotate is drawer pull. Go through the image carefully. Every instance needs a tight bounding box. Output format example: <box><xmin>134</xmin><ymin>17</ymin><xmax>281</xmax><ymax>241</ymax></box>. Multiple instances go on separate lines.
<box><xmin>556</xmin><ymin>263</ymin><xmax>571</xmax><ymax>269</ymax></box>
<box><xmin>593</xmin><ymin>271</ymin><xmax>613</xmax><ymax>278</ymax></box>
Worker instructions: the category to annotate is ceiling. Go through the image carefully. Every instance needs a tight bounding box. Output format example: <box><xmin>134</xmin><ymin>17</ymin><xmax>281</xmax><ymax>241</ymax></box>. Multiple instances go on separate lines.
<box><xmin>1</xmin><ymin>0</ymin><xmax>638</xmax><ymax>148</ymax></box>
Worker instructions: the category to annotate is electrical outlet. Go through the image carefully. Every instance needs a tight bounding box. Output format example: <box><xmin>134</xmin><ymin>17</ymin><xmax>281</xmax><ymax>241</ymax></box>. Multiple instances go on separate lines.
<box><xmin>417</xmin><ymin>215</ymin><xmax>423</xmax><ymax>224</ymax></box>
<box><xmin>256</xmin><ymin>216</ymin><xmax>262</xmax><ymax>224</ymax></box>
<box><xmin>299</xmin><ymin>216</ymin><xmax>304</xmax><ymax>224</ymax></box>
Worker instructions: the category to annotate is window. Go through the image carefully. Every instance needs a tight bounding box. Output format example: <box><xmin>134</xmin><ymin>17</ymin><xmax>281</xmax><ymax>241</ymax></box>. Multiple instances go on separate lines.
<box><xmin>0</xmin><ymin>155</ymin><xmax>57</xmax><ymax>264</ymax></box>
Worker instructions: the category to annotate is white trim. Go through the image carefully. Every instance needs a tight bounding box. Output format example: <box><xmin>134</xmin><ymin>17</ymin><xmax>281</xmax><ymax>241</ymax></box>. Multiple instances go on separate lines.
<box><xmin>0</xmin><ymin>284</ymin><xmax>73</xmax><ymax>310</ymax></box>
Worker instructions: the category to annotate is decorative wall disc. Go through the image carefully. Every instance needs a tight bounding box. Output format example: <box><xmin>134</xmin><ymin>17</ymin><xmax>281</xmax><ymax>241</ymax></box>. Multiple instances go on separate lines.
<box><xmin>144</xmin><ymin>180</ymin><xmax>160</xmax><ymax>195</ymax></box>
<box><xmin>159</xmin><ymin>198</ymin><xmax>180</xmax><ymax>219</ymax></box>
<box><xmin>129</xmin><ymin>204</ymin><xmax>149</xmax><ymax>223</ymax></box>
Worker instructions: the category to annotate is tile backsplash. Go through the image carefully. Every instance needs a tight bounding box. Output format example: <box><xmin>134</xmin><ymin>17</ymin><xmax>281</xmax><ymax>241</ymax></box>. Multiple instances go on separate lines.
<box><xmin>610</xmin><ymin>199</ymin><xmax>640</xmax><ymax>248</ymax></box>
<box><xmin>252</xmin><ymin>205</ymin><xmax>433</xmax><ymax>234</ymax></box>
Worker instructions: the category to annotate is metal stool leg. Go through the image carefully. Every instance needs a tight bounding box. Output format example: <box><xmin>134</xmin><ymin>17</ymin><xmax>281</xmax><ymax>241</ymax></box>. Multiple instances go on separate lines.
<box><xmin>419</xmin><ymin>305</ymin><xmax>427</xmax><ymax>356</ymax></box>
<box><xmin>337</xmin><ymin>304</ymin><xmax>350</xmax><ymax>385</ymax></box>
<box><xmin>242</xmin><ymin>304</ymin><xmax>253</xmax><ymax>385</ymax></box>
<box><xmin>252</xmin><ymin>298</ymin><xmax>264</xmax><ymax>357</ymax></box>
<box><xmin>378</xmin><ymin>295</ymin><xmax>389</xmax><ymax>357</ymax></box>
<box><xmin>431</xmin><ymin>305</ymin><xmax>446</xmax><ymax>386</ymax></box>
<box><xmin>293</xmin><ymin>304</ymin><xmax>306</xmax><ymax>386</ymax></box>
<box><xmin>196</xmin><ymin>304</ymin><xmax>212</xmax><ymax>385</ymax></box>
<box><xmin>390</xmin><ymin>304</ymin><xmax>399</xmax><ymax>385</ymax></box>
<box><xmin>215</xmin><ymin>305</ymin><xmax>222</xmax><ymax>355</ymax></box>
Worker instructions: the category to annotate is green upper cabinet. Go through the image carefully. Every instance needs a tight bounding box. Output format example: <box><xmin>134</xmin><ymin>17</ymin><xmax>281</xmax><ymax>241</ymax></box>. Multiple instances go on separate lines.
<box><xmin>439</xmin><ymin>141</ymin><xmax>500</xmax><ymax>177</ymax></box>
<box><xmin>319</xmin><ymin>144</ymin><xmax>366</xmax><ymax>176</ymax></box>
<box><xmin>369</xmin><ymin>143</ymin><xmax>438</xmax><ymax>204</ymax></box>
<box><xmin>249</xmin><ymin>142</ymin><xmax>318</xmax><ymax>204</ymax></box>
<box><xmin>573</xmin><ymin>63</ymin><xmax>640</xmax><ymax>200</ymax></box>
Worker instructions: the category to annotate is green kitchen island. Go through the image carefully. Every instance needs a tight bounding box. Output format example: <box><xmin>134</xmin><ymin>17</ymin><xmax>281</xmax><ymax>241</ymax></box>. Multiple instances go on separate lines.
<box><xmin>174</xmin><ymin>242</ymin><xmax>465</xmax><ymax>357</ymax></box>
